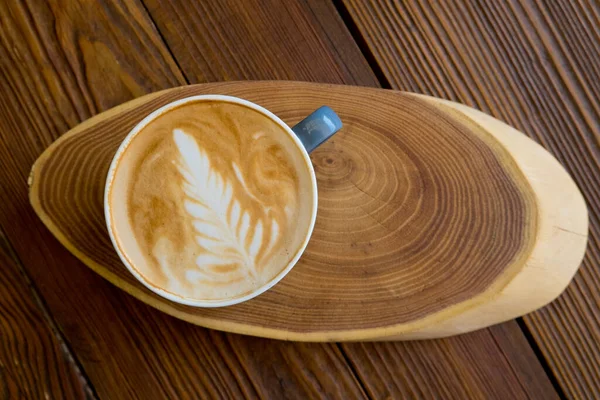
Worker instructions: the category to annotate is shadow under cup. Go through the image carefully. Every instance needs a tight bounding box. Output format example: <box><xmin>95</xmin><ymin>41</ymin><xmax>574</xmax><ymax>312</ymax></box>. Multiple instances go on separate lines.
<box><xmin>104</xmin><ymin>95</ymin><xmax>340</xmax><ymax>307</ymax></box>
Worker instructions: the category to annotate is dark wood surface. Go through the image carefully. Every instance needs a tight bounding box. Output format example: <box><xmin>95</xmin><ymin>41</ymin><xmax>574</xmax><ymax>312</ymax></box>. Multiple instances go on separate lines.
<box><xmin>0</xmin><ymin>230</ymin><xmax>93</xmax><ymax>399</ymax></box>
<box><xmin>340</xmin><ymin>0</ymin><xmax>600</xmax><ymax>398</ymax></box>
<box><xmin>340</xmin><ymin>323</ymin><xmax>558</xmax><ymax>399</ymax></box>
<box><xmin>0</xmin><ymin>0</ymin><xmax>594</xmax><ymax>398</ymax></box>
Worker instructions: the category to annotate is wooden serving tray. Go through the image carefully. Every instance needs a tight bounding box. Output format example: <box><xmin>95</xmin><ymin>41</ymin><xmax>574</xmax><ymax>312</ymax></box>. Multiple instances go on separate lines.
<box><xmin>28</xmin><ymin>81</ymin><xmax>588</xmax><ymax>341</ymax></box>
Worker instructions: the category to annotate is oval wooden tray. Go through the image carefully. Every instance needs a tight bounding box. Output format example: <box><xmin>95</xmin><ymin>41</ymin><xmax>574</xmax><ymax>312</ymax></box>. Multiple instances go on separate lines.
<box><xmin>28</xmin><ymin>81</ymin><xmax>588</xmax><ymax>341</ymax></box>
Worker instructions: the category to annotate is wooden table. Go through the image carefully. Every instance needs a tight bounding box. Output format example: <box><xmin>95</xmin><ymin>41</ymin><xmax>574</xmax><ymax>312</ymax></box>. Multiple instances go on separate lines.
<box><xmin>0</xmin><ymin>1</ymin><xmax>597</xmax><ymax>398</ymax></box>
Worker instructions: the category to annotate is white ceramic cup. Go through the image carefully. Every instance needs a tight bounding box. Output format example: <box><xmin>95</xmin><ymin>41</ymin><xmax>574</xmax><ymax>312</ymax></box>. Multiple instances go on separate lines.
<box><xmin>104</xmin><ymin>95</ymin><xmax>342</xmax><ymax>307</ymax></box>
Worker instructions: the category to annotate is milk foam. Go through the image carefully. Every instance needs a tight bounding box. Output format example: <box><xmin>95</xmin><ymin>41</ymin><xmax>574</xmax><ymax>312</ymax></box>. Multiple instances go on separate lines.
<box><xmin>108</xmin><ymin>100</ymin><xmax>314</xmax><ymax>302</ymax></box>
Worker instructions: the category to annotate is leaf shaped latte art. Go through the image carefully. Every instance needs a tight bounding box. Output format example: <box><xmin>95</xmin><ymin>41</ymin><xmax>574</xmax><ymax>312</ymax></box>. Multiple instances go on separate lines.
<box><xmin>173</xmin><ymin>129</ymin><xmax>279</xmax><ymax>285</ymax></box>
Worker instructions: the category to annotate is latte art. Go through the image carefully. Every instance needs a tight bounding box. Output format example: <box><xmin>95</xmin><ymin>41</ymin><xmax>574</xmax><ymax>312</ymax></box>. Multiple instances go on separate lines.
<box><xmin>172</xmin><ymin>129</ymin><xmax>281</xmax><ymax>283</ymax></box>
<box><xmin>107</xmin><ymin>100</ymin><xmax>314</xmax><ymax>302</ymax></box>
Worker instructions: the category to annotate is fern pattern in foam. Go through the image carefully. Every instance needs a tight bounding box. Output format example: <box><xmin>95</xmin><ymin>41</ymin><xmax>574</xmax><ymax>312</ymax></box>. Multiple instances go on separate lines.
<box><xmin>172</xmin><ymin>129</ymin><xmax>280</xmax><ymax>284</ymax></box>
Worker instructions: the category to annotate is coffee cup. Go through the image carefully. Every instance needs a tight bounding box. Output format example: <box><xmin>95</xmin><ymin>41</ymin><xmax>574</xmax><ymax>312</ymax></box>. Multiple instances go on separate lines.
<box><xmin>105</xmin><ymin>95</ymin><xmax>341</xmax><ymax>307</ymax></box>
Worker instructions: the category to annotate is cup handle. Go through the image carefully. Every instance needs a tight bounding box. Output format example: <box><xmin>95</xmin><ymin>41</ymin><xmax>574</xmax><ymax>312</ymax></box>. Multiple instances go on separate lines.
<box><xmin>291</xmin><ymin>106</ymin><xmax>343</xmax><ymax>153</ymax></box>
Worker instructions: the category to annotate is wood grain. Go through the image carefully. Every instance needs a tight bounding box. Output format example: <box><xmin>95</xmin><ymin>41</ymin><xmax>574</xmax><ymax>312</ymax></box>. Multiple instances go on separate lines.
<box><xmin>29</xmin><ymin>81</ymin><xmax>586</xmax><ymax>340</ymax></box>
<box><xmin>340</xmin><ymin>0</ymin><xmax>599</xmax><ymax>396</ymax></box>
<box><xmin>0</xmin><ymin>0</ymin><xmax>367</xmax><ymax>398</ymax></box>
<box><xmin>0</xmin><ymin>230</ymin><xmax>92</xmax><ymax>399</ymax></box>
<box><xmin>0</xmin><ymin>371</ymin><xmax>22</xmax><ymax>400</ymax></box>
<box><xmin>141</xmin><ymin>0</ymin><xmax>378</xmax><ymax>86</ymax></box>
<box><xmin>489</xmin><ymin>322</ymin><xmax>560</xmax><ymax>399</ymax></box>
<box><xmin>340</xmin><ymin>321</ymin><xmax>559</xmax><ymax>399</ymax></box>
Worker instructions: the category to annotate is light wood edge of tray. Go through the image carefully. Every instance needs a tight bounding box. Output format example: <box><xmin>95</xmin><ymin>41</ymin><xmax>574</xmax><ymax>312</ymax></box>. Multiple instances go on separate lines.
<box><xmin>379</xmin><ymin>94</ymin><xmax>589</xmax><ymax>340</ymax></box>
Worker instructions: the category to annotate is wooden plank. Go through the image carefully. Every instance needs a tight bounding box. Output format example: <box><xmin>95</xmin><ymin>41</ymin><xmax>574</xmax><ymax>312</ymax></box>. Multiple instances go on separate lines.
<box><xmin>341</xmin><ymin>322</ymin><xmax>557</xmax><ymax>399</ymax></box>
<box><xmin>340</xmin><ymin>0</ymin><xmax>600</xmax><ymax>397</ymax></box>
<box><xmin>0</xmin><ymin>229</ymin><xmax>92</xmax><ymax>399</ymax></box>
<box><xmin>142</xmin><ymin>0</ymin><xmax>557</xmax><ymax>397</ymax></box>
<box><xmin>490</xmin><ymin>322</ymin><xmax>560</xmax><ymax>398</ymax></box>
<box><xmin>142</xmin><ymin>0</ymin><xmax>377</xmax><ymax>86</ymax></box>
<box><xmin>0</xmin><ymin>0</ymin><xmax>366</xmax><ymax>398</ymax></box>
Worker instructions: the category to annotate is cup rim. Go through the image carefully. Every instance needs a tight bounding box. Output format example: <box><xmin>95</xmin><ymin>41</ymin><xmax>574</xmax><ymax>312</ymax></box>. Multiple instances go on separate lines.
<box><xmin>104</xmin><ymin>94</ymin><xmax>318</xmax><ymax>307</ymax></box>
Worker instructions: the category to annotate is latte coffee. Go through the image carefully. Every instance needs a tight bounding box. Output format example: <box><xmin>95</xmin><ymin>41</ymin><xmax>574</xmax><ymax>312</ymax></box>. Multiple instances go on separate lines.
<box><xmin>106</xmin><ymin>97</ymin><xmax>317</xmax><ymax>305</ymax></box>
